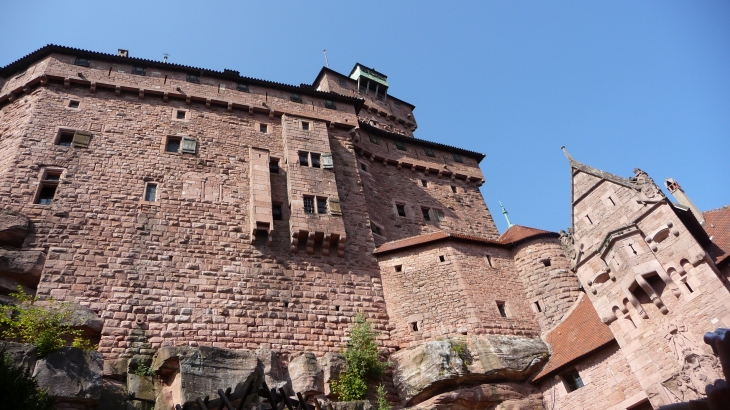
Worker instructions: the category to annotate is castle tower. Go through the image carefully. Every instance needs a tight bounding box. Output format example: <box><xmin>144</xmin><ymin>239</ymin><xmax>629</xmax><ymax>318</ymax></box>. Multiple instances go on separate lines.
<box><xmin>665</xmin><ymin>177</ymin><xmax>706</xmax><ymax>226</ymax></box>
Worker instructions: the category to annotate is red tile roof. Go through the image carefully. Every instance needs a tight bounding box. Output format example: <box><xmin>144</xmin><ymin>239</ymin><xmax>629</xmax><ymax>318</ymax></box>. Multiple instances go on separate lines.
<box><xmin>704</xmin><ymin>205</ymin><xmax>730</xmax><ymax>266</ymax></box>
<box><xmin>497</xmin><ymin>225</ymin><xmax>555</xmax><ymax>246</ymax></box>
<box><xmin>532</xmin><ymin>294</ymin><xmax>615</xmax><ymax>381</ymax></box>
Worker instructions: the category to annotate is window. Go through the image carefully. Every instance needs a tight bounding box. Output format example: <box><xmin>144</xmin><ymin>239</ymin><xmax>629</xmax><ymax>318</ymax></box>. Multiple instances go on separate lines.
<box><xmin>269</xmin><ymin>159</ymin><xmax>279</xmax><ymax>173</ymax></box>
<box><xmin>369</xmin><ymin>134</ymin><xmax>379</xmax><ymax>144</ymax></box>
<box><xmin>410</xmin><ymin>322</ymin><xmax>419</xmax><ymax>332</ymax></box>
<box><xmin>236</xmin><ymin>83</ymin><xmax>249</xmax><ymax>92</ymax></box>
<box><xmin>562</xmin><ymin>369</ymin><xmax>584</xmax><ymax>392</ymax></box>
<box><xmin>311</xmin><ymin>153</ymin><xmax>321</xmax><ymax>168</ymax></box>
<box><xmin>534</xmin><ymin>301</ymin><xmax>542</xmax><ymax>312</ymax></box>
<box><xmin>542</xmin><ymin>258</ymin><xmax>551</xmax><ymax>267</ymax></box>
<box><xmin>396</xmin><ymin>204</ymin><xmax>406</xmax><ymax>217</ymax></box>
<box><xmin>303</xmin><ymin>196</ymin><xmax>315</xmax><ymax>214</ymax></box>
<box><xmin>453</xmin><ymin>154</ymin><xmax>463</xmax><ymax>163</ymax></box>
<box><xmin>496</xmin><ymin>301</ymin><xmax>507</xmax><ymax>318</ymax></box>
<box><xmin>486</xmin><ymin>255</ymin><xmax>493</xmax><ymax>267</ymax></box>
<box><xmin>324</xmin><ymin>100</ymin><xmax>337</xmax><ymax>110</ymax></box>
<box><xmin>395</xmin><ymin>141</ymin><xmax>406</xmax><ymax>151</ymax></box>
<box><xmin>290</xmin><ymin>93</ymin><xmax>302</xmax><ymax>103</ymax></box>
<box><xmin>180</xmin><ymin>137</ymin><xmax>197</xmax><ymax>154</ymax></box>
<box><xmin>144</xmin><ymin>183</ymin><xmax>157</xmax><ymax>202</ymax></box>
<box><xmin>370</xmin><ymin>222</ymin><xmax>382</xmax><ymax>236</ymax></box>
<box><xmin>321</xmin><ymin>153</ymin><xmax>334</xmax><ymax>169</ymax></box>
<box><xmin>421</xmin><ymin>208</ymin><xmax>431</xmax><ymax>221</ymax></box>
<box><xmin>186</xmin><ymin>73</ymin><xmax>200</xmax><ymax>83</ymax></box>
<box><xmin>176</xmin><ymin>110</ymin><xmax>186</xmax><ymax>120</ymax></box>
<box><xmin>394</xmin><ymin>265</ymin><xmax>402</xmax><ymax>272</ymax></box>
<box><xmin>56</xmin><ymin>130</ymin><xmax>75</xmax><ymax>147</ymax></box>
<box><xmin>394</xmin><ymin>101</ymin><xmax>401</xmax><ymax>108</ymax></box>
<box><xmin>451</xmin><ymin>186</ymin><xmax>457</xmax><ymax>193</ymax></box>
<box><xmin>302</xmin><ymin>121</ymin><xmax>310</xmax><ymax>131</ymax></box>
<box><xmin>272</xmin><ymin>204</ymin><xmax>282</xmax><ymax>220</ymax></box>
<box><xmin>35</xmin><ymin>170</ymin><xmax>62</xmax><ymax>205</ymax></box>
<box><xmin>260</xmin><ymin>124</ymin><xmax>268</xmax><ymax>133</ymax></box>
<box><xmin>74</xmin><ymin>57</ymin><xmax>90</xmax><ymax>67</ymax></box>
<box><xmin>439</xmin><ymin>255</ymin><xmax>446</xmax><ymax>262</ymax></box>
<box><xmin>317</xmin><ymin>197</ymin><xmax>327</xmax><ymax>214</ymax></box>
<box><xmin>434</xmin><ymin>209</ymin><xmax>445</xmax><ymax>222</ymax></box>
<box><xmin>360</xmin><ymin>163</ymin><xmax>368</xmax><ymax>172</ymax></box>
<box><xmin>68</xmin><ymin>100</ymin><xmax>80</xmax><ymax>109</ymax></box>
<box><xmin>420</xmin><ymin>180</ymin><xmax>428</xmax><ymax>187</ymax></box>
<box><xmin>299</xmin><ymin>152</ymin><xmax>309</xmax><ymax>166</ymax></box>
<box><xmin>166</xmin><ymin>137</ymin><xmax>181</xmax><ymax>153</ymax></box>
<box><xmin>131</xmin><ymin>66</ymin><xmax>147</xmax><ymax>76</ymax></box>
<box><xmin>424</xmin><ymin>147</ymin><xmax>435</xmax><ymax>157</ymax></box>
<box><xmin>339</xmin><ymin>79</ymin><xmax>347</xmax><ymax>87</ymax></box>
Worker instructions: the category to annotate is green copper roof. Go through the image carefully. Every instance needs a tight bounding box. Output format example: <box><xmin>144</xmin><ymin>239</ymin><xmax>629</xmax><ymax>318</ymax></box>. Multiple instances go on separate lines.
<box><xmin>349</xmin><ymin>63</ymin><xmax>389</xmax><ymax>87</ymax></box>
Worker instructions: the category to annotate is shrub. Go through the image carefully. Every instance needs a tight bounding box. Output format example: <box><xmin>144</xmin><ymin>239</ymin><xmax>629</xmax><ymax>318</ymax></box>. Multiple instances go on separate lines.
<box><xmin>0</xmin><ymin>287</ymin><xmax>97</xmax><ymax>357</ymax></box>
<box><xmin>376</xmin><ymin>384</ymin><xmax>391</xmax><ymax>410</ymax></box>
<box><xmin>0</xmin><ymin>349</ymin><xmax>55</xmax><ymax>409</ymax></box>
<box><xmin>331</xmin><ymin>312</ymin><xmax>390</xmax><ymax>401</ymax></box>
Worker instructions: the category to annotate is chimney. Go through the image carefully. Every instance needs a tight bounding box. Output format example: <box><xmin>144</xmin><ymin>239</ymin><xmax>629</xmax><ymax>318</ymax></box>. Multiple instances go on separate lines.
<box><xmin>118</xmin><ymin>49</ymin><xmax>129</xmax><ymax>58</ymax></box>
<box><xmin>665</xmin><ymin>178</ymin><xmax>705</xmax><ymax>226</ymax></box>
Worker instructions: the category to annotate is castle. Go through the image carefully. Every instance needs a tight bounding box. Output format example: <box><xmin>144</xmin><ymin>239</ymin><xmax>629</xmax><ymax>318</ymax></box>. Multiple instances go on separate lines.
<box><xmin>0</xmin><ymin>45</ymin><xmax>727</xmax><ymax>410</ymax></box>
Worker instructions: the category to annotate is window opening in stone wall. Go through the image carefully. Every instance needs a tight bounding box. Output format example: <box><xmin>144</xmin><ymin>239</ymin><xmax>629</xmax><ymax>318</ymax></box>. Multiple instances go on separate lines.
<box><xmin>269</xmin><ymin>159</ymin><xmax>279</xmax><ymax>173</ymax></box>
<box><xmin>410</xmin><ymin>322</ymin><xmax>419</xmax><ymax>332</ymax></box>
<box><xmin>324</xmin><ymin>100</ymin><xmax>336</xmax><ymax>110</ymax></box>
<box><xmin>451</xmin><ymin>186</ymin><xmax>457</xmax><ymax>193</ymax></box>
<box><xmin>316</xmin><ymin>197</ymin><xmax>327</xmax><ymax>214</ymax></box>
<box><xmin>303</xmin><ymin>196</ymin><xmax>315</xmax><ymax>214</ymax></box>
<box><xmin>370</xmin><ymin>222</ymin><xmax>382</xmax><ymax>236</ymax></box>
<box><xmin>186</xmin><ymin>73</ymin><xmax>200</xmax><ymax>83</ymax></box>
<box><xmin>260</xmin><ymin>124</ymin><xmax>268</xmax><ymax>133</ymax></box>
<box><xmin>534</xmin><ymin>301</ymin><xmax>542</xmax><ymax>312</ymax></box>
<box><xmin>421</xmin><ymin>180</ymin><xmax>428</xmax><ymax>187</ymax></box>
<box><xmin>290</xmin><ymin>93</ymin><xmax>303</xmax><ymax>103</ymax></box>
<box><xmin>360</xmin><ymin>163</ymin><xmax>368</xmax><ymax>172</ymax></box>
<box><xmin>299</xmin><ymin>152</ymin><xmax>309</xmax><ymax>166</ymax></box>
<box><xmin>486</xmin><ymin>255</ymin><xmax>493</xmax><ymax>267</ymax></box>
<box><xmin>56</xmin><ymin>130</ymin><xmax>75</xmax><ymax>146</ymax></box>
<box><xmin>453</xmin><ymin>154</ymin><xmax>463</xmax><ymax>163</ymax></box>
<box><xmin>395</xmin><ymin>141</ymin><xmax>406</xmax><ymax>151</ymax></box>
<box><xmin>424</xmin><ymin>147</ymin><xmax>435</xmax><ymax>157</ymax></box>
<box><xmin>608</xmin><ymin>196</ymin><xmax>616</xmax><ymax>206</ymax></box>
<box><xmin>176</xmin><ymin>110</ymin><xmax>186</xmax><ymax>120</ymax></box>
<box><xmin>131</xmin><ymin>66</ymin><xmax>147</xmax><ymax>76</ymax></box>
<box><xmin>272</xmin><ymin>204</ymin><xmax>282</xmax><ymax>220</ymax></box>
<box><xmin>434</xmin><ymin>209</ymin><xmax>445</xmax><ymax>222</ymax></box>
<box><xmin>74</xmin><ymin>57</ymin><xmax>90</xmax><ymax>67</ymax></box>
<box><xmin>562</xmin><ymin>369</ymin><xmax>584</xmax><ymax>392</ymax></box>
<box><xmin>439</xmin><ymin>255</ymin><xmax>445</xmax><ymax>262</ymax></box>
<box><xmin>685</xmin><ymin>282</ymin><xmax>693</xmax><ymax>293</ymax></box>
<box><xmin>542</xmin><ymin>259</ymin><xmax>551</xmax><ymax>267</ymax></box>
<box><xmin>166</xmin><ymin>136</ymin><xmax>182</xmax><ymax>153</ymax></box>
<box><xmin>68</xmin><ymin>100</ymin><xmax>80</xmax><ymax>109</ymax></box>
<box><xmin>284</xmin><ymin>301</ymin><xmax>289</xmax><ymax>308</ymax></box>
<box><xmin>394</xmin><ymin>265</ymin><xmax>402</xmax><ymax>272</ymax></box>
<box><xmin>237</xmin><ymin>83</ymin><xmax>249</xmax><ymax>92</ymax></box>
<box><xmin>422</xmin><ymin>208</ymin><xmax>431</xmax><ymax>221</ymax></box>
<box><xmin>311</xmin><ymin>153</ymin><xmax>321</xmax><ymax>168</ymax></box>
<box><xmin>394</xmin><ymin>101</ymin><xmax>401</xmax><ymax>108</ymax></box>
<box><xmin>144</xmin><ymin>183</ymin><xmax>157</xmax><ymax>202</ymax></box>
<box><xmin>302</xmin><ymin>121</ymin><xmax>310</xmax><ymax>131</ymax></box>
<box><xmin>335</xmin><ymin>305</ymin><xmax>340</xmax><ymax>311</ymax></box>
<box><xmin>35</xmin><ymin>170</ymin><xmax>62</xmax><ymax>205</ymax></box>
<box><xmin>396</xmin><ymin>204</ymin><xmax>406</xmax><ymax>217</ymax></box>
<box><xmin>586</xmin><ymin>214</ymin><xmax>593</xmax><ymax>225</ymax></box>
<box><xmin>496</xmin><ymin>301</ymin><xmax>507</xmax><ymax>317</ymax></box>
<box><xmin>369</xmin><ymin>134</ymin><xmax>379</xmax><ymax>144</ymax></box>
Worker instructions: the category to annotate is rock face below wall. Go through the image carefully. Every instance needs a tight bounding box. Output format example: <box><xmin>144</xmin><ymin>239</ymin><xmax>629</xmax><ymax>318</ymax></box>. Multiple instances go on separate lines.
<box><xmin>392</xmin><ymin>335</ymin><xmax>548</xmax><ymax>407</ymax></box>
<box><xmin>405</xmin><ymin>383</ymin><xmax>542</xmax><ymax>410</ymax></box>
<box><xmin>32</xmin><ymin>347</ymin><xmax>104</xmax><ymax>405</ymax></box>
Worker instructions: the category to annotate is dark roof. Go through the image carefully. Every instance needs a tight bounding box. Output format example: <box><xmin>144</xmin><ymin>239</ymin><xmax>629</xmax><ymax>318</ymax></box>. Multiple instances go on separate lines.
<box><xmin>532</xmin><ymin>294</ymin><xmax>616</xmax><ymax>381</ymax></box>
<box><xmin>498</xmin><ymin>225</ymin><xmax>557</xmax><ymax>246</ymax></box>
<box><xmin>310</xmin><ymin>66</ymin><xmax>415</xmax><ymax>110</ymax></box>
<box><xmin>0</xmin><ymin>44</ymin><xmax>364</xmax><ymax>108</ymax></box>
<box><xmin>704</xmin><ymin>205</ymin><xmax>730</xmax><ymax>266</ymax></box>
<box><xmin>359</xmin><ymin>121</ymin><xmax>486</xmax><ymax>163</ymax></box>
<box><xmin>348</xmin><ymin>62</ymin><xmax>387</xmax><ymax>80</ymax></box>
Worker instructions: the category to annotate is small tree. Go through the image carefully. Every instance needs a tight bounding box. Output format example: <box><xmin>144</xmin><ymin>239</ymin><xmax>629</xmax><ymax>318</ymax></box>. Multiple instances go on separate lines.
<box><xmin>0</xmin><ymin>350</ymin><xmax>55</xmax><ymax>409</ymax></box>
<box><xmin>332</xmin><ymin>312</ymin><xmax>390</xmax><ymax>401</ymax></box>
<box><xmin>0</xmin><ymin>287</ymin><xmax>97</xmax><ymax>357</ymax></box>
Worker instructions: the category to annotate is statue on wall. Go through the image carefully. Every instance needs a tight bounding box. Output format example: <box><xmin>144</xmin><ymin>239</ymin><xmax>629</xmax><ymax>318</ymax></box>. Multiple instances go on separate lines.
<box><xmin>559</xmin><ymin>228</ymin><xmax>578</xmax><ymax>271</ymax></box>
<box><xmin>630</xmin><ymin>168</ymin><xmax>665</xmax><ymax>203</ymax></box>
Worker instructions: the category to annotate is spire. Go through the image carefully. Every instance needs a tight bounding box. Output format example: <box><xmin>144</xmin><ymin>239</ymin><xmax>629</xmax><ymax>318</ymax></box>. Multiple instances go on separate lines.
<box><xmin>561</xmin><ymin>145</ymin><xmax>573</xmax><ymax>161</ymax></box>
<box><xmin>500</xmin><ymin>201</ymin><xmax>515</xmax><ymax>228</ymax></box>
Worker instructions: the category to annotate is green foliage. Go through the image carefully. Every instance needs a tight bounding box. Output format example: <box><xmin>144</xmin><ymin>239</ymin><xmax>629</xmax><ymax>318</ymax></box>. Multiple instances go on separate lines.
<box><xmin>376</xmin><ymin>384</ymin><xmax>391</xmax><ymax>410</ymax></box>
<box><xmin>133</xmin><ymin>362</ymin><xmax>155</xmax><ymax>377</ymax></box>
<box><xmin>0</xmin><ymin>349</ymin><xmax>55</xmax><ymax>409</ymax></box>
<box><xmin>449</xmin><ymin>339</ymin><xmax>473</xmax><ymax>365</ymax></box>
<box><xmin>0</xmin><ymin>287</ymin><xmax>97</xmax><ymax>357</ymax></box>
<box><xmin>331</xmin><ymin>313</ymin><xmax>390</xmax><ymax>401</ymax></box>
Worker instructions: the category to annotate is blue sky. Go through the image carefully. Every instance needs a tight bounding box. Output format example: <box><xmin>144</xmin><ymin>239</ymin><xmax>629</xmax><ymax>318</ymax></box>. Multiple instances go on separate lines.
<box><xmin>1</xmin><ymin>1</ymin><xmax>727</xmax><ymax>233</ymax></box>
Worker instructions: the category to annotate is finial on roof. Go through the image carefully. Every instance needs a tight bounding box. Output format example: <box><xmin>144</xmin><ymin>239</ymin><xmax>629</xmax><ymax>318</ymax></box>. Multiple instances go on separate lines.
<box><xmin>561</xmin><ymin>146</ymin><xmax>573</xmax><ymax>161</ymax></box>
<box><xmin>499</xmin><ymin>201</ymin><xmax>515</xmax><ymax>228</ymax></box>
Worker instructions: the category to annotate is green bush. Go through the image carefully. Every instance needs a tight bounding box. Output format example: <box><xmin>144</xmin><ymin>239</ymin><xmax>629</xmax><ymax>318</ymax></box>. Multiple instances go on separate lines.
<box><xmin>331</xmin><ymin>312</ymin><xmax>390</xmax><ymax>401</ymax></box>
<box><xmin>0</xmin><ymin>287</ymin><xmax>97</xmax><ymax>357</ymax></box>
<box><xmin>0</xmin><ymin>349</ymin><xmax>55</xmax><ymax>409</ymax></box>
<box><xmin>376</xmin><ymin>384</ymin><xmax>391</xmax><ymax>410</ymax></box>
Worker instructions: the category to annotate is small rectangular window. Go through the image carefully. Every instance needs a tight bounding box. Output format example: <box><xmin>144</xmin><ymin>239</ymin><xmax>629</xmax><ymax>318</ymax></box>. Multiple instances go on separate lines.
<box><xmin>369</xmin><ymin>134</ymin><xmax>379</xmax><ymax>144</ymax></box>
<box><xmin>311</xmin><ymin>153</ymin><xmax>321</xmax><ymax>168</ymax></box>
<box><xmin>542</xmin><ymin>259</ymin><xmax>551</xmax><ymax>267</ymax></box>
<box><xmin>424</xmin><ymin>147</ymin><xmax>435</xmax><ymax>157</ymax></box>
<box><xmin>451</xmin><ymin>186</ymin><xmax>457</xmax><ymax>193</ymax></box>
<box><xmin>166</xmin><ymin>137</ymin><xmax>181</xmax><ymax>153</ymax></box>
<box><xmin>74</xmin><ymin>57</ymin><xmax>90</xmax><ymax>67</ymax></box>
<box><xmin>68</xmin><ymin>100</ymin><xmax>80</xmax><ymax>109</ymax></box>
<box><xmin>394</xmin><ymin>101</ymin><xmax>401</xmax><ymax>108</ymax></box>
<box><xmin>272</xmin><ymin>204</ymin><xmax>282</xmax><ymax>220</ymax></box>
<box><xmin>260</xmin><ymin>124</ymin><xmax>268</xmax><ymax>133</ymax></box>
<box><xmin>395</xmin><ymin>141</ymin><xmax>406</xmax><ymax>151</ymax></box>
<box><xmin>176</xmin><ymin>110</ymin><xmax>186</xmax><ymax>120</ymax></box>
<box><xmin>421</xmin><ymin>180</ymin><xmax>428</xmax><ymax>187</ymax></box>
<box><xmin>57</xmin><ymin>130</ymin><xmax>75</xmax><ymax>146</ymax></box>
<box><xmin>317</xmin><ymin>197</ymin><xmax>327</xmax><ymax>214</ymax></box>
<box><xmin>496</xmin><ymin>301</ymin><xmax>507</xmax><ymax>317</ymax></box>
<box><xmin>439</xmin><ymin>255</ymin><xmax>446</xmax><ymax>262</ymax></box>
<box><xmin>302</xmin><ymin>121</ymin><xmax>310</xmax><ymax>131</ymax></box>
<box><xmin>394</xmin><ymin>265</ymin><xmax>402</xmax><ymax>272</ymax></box>
<box><xmin>144</xmin><ymin>184</ymin><xmax>157</xmax><ymax>202</ymax></box>
<box><xmin>269</xmin><ymin>159</ymin><xmax>279</xmax><ymax>173</ymax></box>
<box><xmin>299</xmin><ymin>152</ymin><xmax>309</xmax><ymax>166</ymax></box>
<box><xmin>360</xmin><ymin>163</ymin><xmax>368</xmax><ymax>172</ymax></box>
<box><xmin>563</xmin><ymin>369</ymin><xmax>584</xmax><ymax>392</ymax></box>
<box><xmin>396</xmin><ymin>204</ymin><xmax>406</xmax><ymax>217</ymax></box>
<box><xmin>324</xmin><ymin>100</ymin><xmax>337</xmax><ymax>110</ymax></box>
<box><xmin>290</xmin><ymin>93</ymin><xmax>303</xmax><ymax>103</ymax></box>
<box><xmin>421</xmin><ymin>208</ymin><xmax>431</xmax><ymax>221</ymax></box>
<box><xmin>453</xmin><ymin>154</ymin><xmax>463</xmax><ymax>163</ymax></box>
<box><xmin>236</xmin><ymin>83</ymin><xmax>249</xmax><ymax>92</ymax></box>
<box><xmin>434</xmin><ymin>209</ymin><xmax>445</xmax><ymax>222</ymax></box>
<box><xmin>370</xmin><ymin>222</ymin><xmax>382</xmax><ymax>236</ymax></box>
<box><xmin>131</xmin><ymin>66</ymin><xmax>147</xmax><ymax>76</ymax></box>
<box><xmin>534</xmin><ymin>301</ymin><xmax>542</xmax><ymax>312</ymax></box>
<box><xmin>35</xmin><ymin>170</ymin><xmax>62</xmax><ymax>205</ymax></box>
<box><xmin>486</xmin><ymin>255</ymin><xmax>493</xmax><ymax>267</ymax></box>
<box><xmin>339</xmin><ymin>79</ymin><xmax>347</xmax><ymax>87</ymax></box>
<box><xmin>303</xmin><ymin>196</ymin><xmax>315</xmax><ymax>214</ymax></box>
<box><xmin>186</xmin><ymin>73</ymin><xmax>200</xmax><ymax>83</ymax></box>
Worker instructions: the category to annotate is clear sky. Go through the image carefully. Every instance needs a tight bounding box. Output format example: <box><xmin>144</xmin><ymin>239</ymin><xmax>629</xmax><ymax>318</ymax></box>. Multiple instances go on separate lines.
<box><xmin>1</xmin><ymin>1</ymin><xmax>727</xmax><ymax>234</ymax></box>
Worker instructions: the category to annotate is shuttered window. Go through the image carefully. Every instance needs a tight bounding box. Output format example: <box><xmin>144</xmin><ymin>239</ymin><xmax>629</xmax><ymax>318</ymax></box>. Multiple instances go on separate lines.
<box><xmin>329</xmin><ymin>197</ymin><xmax>342</xmax><ymax>216</ymax></box>
<box><xmin>181</xmin><ymin>137</ymin><xmax>197</xmax><ymax>154</ymax></box>
<box><xmin>72</xmin><ymin>130</ymin><xmax>92</xmax><ymax>148</ymax></box>
<box><xmin>322</xmin><ymin>153</ymin><xmax>333</xmax><ymax>169</ymax></box>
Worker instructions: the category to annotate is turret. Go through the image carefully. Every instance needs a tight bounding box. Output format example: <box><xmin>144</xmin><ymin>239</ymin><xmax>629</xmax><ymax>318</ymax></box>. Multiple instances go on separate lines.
<box><xmin>665</xmin><ymin>178</ymin><xmax>705</xmax><ymax>226</ymax></box>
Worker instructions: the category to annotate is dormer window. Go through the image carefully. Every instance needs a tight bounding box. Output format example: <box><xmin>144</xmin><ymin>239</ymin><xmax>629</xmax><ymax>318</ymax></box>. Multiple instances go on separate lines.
<box><xmin>324</xmin><ymin>100</ymin><xmax>337</xmax><ymax>110</ymax></box>
<box><xmin>424</xmin><ymin>147</ymin><xmax>435</xmax><ymax>157</ymax></box>
<box><xmin>395</xmin><ymin>141</ymin><xmax>406</xmax><ymax>151</ymax></box>
<box><xmin>339</xmin><ymin>79</ymin><xmax>347</xmax><ymax>87</ymax></box>
<box><xmin>186</xmin><ymin>73</ymin><xmax>200</xmax><ymax>84</ymax></box>
<box><xmin>74</xmin><ymin>57</ymin><xmax>90</xmax><ymax>67</ymax></box>
<box><xmin>369</xmin><ymin>134</ymin><xmax>379</xmax><ymax>144</ymax></box>
<box><xmin>290</xmin><ymin>93</ymin><xmax>303</xmax><ymax>103</ymax></box>
<box><xmin>453</xmin><ymin>154</ymin><xmax>463</xmax><ymax>163</ymax></box>
<box><xmin>236</xmin><ymin>83</ymin><xmax>249</xmax><ymax>92</ymax></box>
<box><xmin>131</xmin><ymin>66</ymin><xmax>147</xmax><ymax>76</ymax></box>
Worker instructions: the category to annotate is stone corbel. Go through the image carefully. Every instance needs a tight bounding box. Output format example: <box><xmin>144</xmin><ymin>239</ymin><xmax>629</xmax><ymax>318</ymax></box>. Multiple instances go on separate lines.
<box><xmin>248</xmin><ymin>106</ymin><xmax>254</xmax><ymax>117</ymax></box>
<box><xmin>306</xmin><ymin>233</ymin><xmax>315</xmax><ymax>255</ymax></box>
<box><xmin>139</xmin><ymin>89</ymin><xmax>144</xmax><ymax>99</ymax></box>
<box><xmin>185</xmin><ymin>96</ymin><xmax>191</xmax><ymax>105</ymax></box>
<box><xmin>40</xmin><ymin>75</ymin><xmax>48</xmax><ymax>86</ymax></box>
<box><xmin>115</xmin><ymin>85</ymin><xmax>121</xmax><ymax>96</ymax></box>
<box><xmin>227</xmin><ymin>102</ymin><xmax>233</xmax><ymax>112</ymax></box>
<box><xmin>7</xmin><ymin>93</ymin><xmax>16</xmax><ymax>102</ymax></box>
<box><xmin>323</xmin><ymin>234</ymin><xmax>332</xmax><ymax>256</ymax></box>
<box><xmin>268</xmin><ymin>110</ymin><xmax>274</xmax><ymax>120</ymax></box>
<box><xmin>636</xmin><ymin>274</ymin><xmax>668</xmax><ymax>314</ymax></box>
<box><xmin>205</xmin><ymin>98</ymin><xmax>211</xmax><ymax>109</ymax></box>
<box><xmin>22</xmin><ymin>85</ymin><xmax>30</xmax><ymax>94</ymax></box>
<box><xmin>337</xmin><ymin>235</ymin><xmax>346</xmax><ymax>257</ymax></box>
<box><xmin>290</xmin><ymin>233</ymin><xmax>299</xmax><ymax>253</ymax></box>
<box><xmin>90</xmin><ymin>82</ymin><xmax>96</xmax><ymax>93</ymax></box>
<box><xmin>64</xmin><ymin>77</ymin><xmax>70</xmax><ymax>88</ymax></box>
<box><xmin>163</xmin><ymin>92</ymin><xmax>169</xmax><ymax>102</ymax></box>
<box><xmin>623</xmin><ymin>288</ymin><xmax>649</xmax><ymax>319</ymax></box>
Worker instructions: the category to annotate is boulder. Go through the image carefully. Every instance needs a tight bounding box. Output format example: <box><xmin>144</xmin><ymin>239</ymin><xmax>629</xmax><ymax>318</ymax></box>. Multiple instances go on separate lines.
<box><xmin>289</xmin><ymin>352</ymin><xmax>324</xmax><ymax>396</ymax></box>
<box><xmin>32</xmin><ymin>346</ymin><xmax>104</xmax><ymax>402</ymax></box>
<box><xmin>64</xmin><ymin>302</ymin><xmax>104</xmax><ymax>332</ymax></box>
<box><xmin>97</xmin><ymin>379</ymin><xmax>129</xmax><ymax>410</ymax></box>
<box><xmin>256</xmin><ymin>346</ymin><xmax>290</xmax><ymax>393</ymax></box>
<box><xmin>103</xmin><ymin>357</ymin><xmax>129</xmax><ymax>380</ymax></box>
<box><xmin>0</xmin><ymin>340</ymin><xmax>37</xmax><ymax>370</ymax></box>
<box><xmin>0</xmin><ymin>248</ymin><xmax>45</xmax><ymax>289</ymax></box>
<box><xmin>128</xmin><ymin>373</ymin><xmax>156</xmax><ymax>402</ymax></box>
<box><xmin>405</xmin><ymin>382</ymin><xmax>542</xmax><ymax>410</ymax></box>
<box><xmin>0</xmin><ymin>208</ymin><xmax>29</xmax><ymax>247</ymax></box>
<box><xmin>328</xmin><ymin>400</ymin><xmax>375</xmax><ymax>410</ymax></box>
<box><xmin>319</xmin><ymin>352</ymin><xmax>346</xmax><ymax>397</ymax></box>
<box><xmin>391</xmin><ymin>335</ymin><xmax>548</xmax><ymax>406</ymax></box>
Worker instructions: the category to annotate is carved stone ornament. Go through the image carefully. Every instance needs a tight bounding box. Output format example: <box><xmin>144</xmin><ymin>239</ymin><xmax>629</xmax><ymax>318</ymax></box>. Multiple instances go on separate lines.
<box><xmin>559</xmin><ymin>228</ymin><xmax>577</xmax><ymax>271</ymax></box>
<box><xmin>630</xmin><ymin>168</ymin><xmax>665</xmax><ymax>203</ymax></box>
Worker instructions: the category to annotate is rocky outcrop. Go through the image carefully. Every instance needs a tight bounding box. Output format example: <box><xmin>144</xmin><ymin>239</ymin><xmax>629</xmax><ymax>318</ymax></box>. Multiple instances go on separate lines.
<box><xmin>0</xmin><ymin>340</ymin><xmax>37</xmax><ymax>370</ymax></box>
<box><xmin>289</xmin><ymin>352</ymin><xmax>324</xmax><ymax>396</ymax></box>
<box><xmin>0</xmin><ymin>248</ymin><xmax>44</xmax><ymax>291</ymax></box>
<box><xmin>0</xmin><ymin>208</ymin><xmax>29</xmax><ymax>247</ymax></box>
<box><xmin>320</xmin><ymin>352</ymin><xmax>346</xmax><ymax>397</ymax></box>
<box><xmin>32</xmin><ymin>347</ymin><xmax>104</xmax><ymax>403</ymax></box>
<box><xmin>391</xmin><ymin>335</ymin><xmax>548</xmax><ymax>406</ymax></box>
<box><xmin>405</xmin><ymin>382</ymin><xmax>542</xmax><ymax>410</ymax></box>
